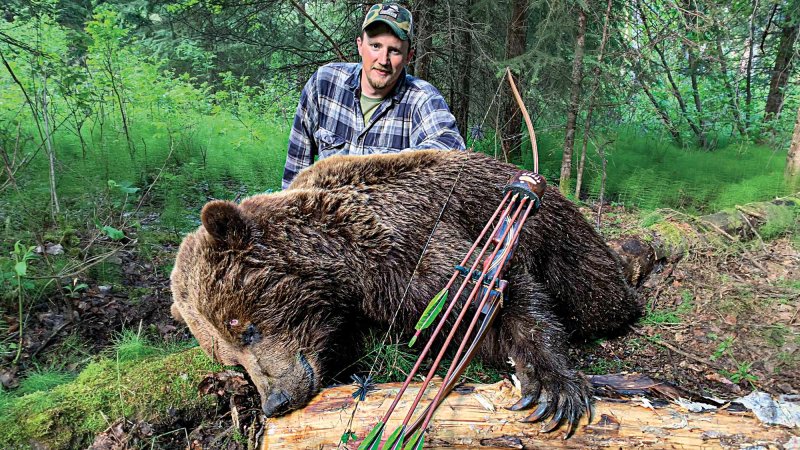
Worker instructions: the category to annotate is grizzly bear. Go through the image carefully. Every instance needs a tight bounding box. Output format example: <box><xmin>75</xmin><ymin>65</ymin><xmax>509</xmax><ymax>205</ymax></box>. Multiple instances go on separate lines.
<box><xmin>170</xmin><ymin>150</ymin><xmax>640</xmax><ymax>432</ymax></box>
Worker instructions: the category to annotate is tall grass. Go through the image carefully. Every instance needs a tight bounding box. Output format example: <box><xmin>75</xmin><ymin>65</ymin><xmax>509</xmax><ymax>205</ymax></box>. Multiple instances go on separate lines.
<box><xmin>472</xmin><ymin>127</ymin><xmax>792</xmax><ymax>214</ymax></box>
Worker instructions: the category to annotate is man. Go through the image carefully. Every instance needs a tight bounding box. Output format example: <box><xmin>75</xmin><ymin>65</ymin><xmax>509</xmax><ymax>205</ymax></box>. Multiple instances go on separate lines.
<box><xmin>282</xmin><ymin>3</ymin><xmax>466</xmax><ymax>189</ymax></box>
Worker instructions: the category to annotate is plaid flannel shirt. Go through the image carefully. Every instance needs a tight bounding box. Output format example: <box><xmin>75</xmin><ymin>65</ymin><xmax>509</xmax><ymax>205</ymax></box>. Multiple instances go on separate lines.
<box><xmin>282</xmin><ymin>63</ymin><xmax>465</xmax><ymax>189</ymax></box>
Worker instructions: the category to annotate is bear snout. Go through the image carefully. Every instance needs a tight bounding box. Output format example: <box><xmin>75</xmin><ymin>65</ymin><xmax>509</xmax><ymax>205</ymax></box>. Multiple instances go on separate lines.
<box><xmin>262</xmin><ymin>388</ymin><xmax>292</xmax><ymax>417</ymax></box>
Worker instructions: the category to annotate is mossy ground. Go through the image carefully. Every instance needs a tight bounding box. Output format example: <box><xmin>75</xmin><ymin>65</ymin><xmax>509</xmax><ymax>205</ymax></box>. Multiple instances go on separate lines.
<box><xmin>0</xmin><ymin>346</ymin><xmax>221</xmax><ymax>449</ymax></box>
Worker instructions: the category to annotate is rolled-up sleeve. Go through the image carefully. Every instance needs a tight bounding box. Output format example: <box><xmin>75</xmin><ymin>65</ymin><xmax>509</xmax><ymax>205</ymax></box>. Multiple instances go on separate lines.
<box><xmin>410</xmin><ymin>96</ymin><xmax>466</xmax><ymax>151</ymax></box>
<box><xmin>283</xmin><ymin>74</ymin><xmax>319</xmax><ymax>189</ymax></box>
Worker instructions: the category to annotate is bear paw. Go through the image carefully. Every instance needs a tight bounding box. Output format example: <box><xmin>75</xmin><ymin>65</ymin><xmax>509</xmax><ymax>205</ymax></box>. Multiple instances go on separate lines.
<box><xmin>507</xmin><ymin>369</ymin><xmax>592</xmax><ymax>438</ymax></box>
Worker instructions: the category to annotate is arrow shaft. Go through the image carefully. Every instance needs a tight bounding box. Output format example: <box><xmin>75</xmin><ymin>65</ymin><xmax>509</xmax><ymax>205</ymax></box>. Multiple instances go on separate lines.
<box><xmin>418</xmin><ymin>200</ymin><xmax>535</xmax><ymax>431</ymax></box>
<box><xmin>397</xmin><ymin>197</ymin><xmax>530</xmax><ymax>429</ymax></box>
<box><xmin>379</xmin><ymin>191</ymin><xmax>514</xmax><ymax>423</ymax></box>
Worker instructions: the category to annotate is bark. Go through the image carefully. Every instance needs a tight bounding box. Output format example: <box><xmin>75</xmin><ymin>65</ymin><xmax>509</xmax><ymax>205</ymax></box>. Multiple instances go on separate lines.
<box><xmin>412</xmin><ymin>0</ymin><xmax>436</xmax><ymax>80</ymax></box>
<box><xmin>764</xmin><ymin>11</ymin><xmax>800</xmax><ymax>122</ymax></box>
<box><xmin>787</xmin><ymin>106</ymin><xmax>800</xmax><ymax>179</ymax></box>
<box><xmin>261</xmin><ymin>378</ymin><xmax>796</xmax><ymax>449</ymax></box>
<box><xmin>575</xmin><ymin>0</ymin><xmax>612</xmax><ymax>199</ymax></box>
<box><xmin>499</xmin><ymin>0</ymin><xmax>528</xmax><ymax>162</ymax></box>
<box><xmin>295</xmin><ymin>1</ymin><xmax>307</xmax><ymax>91</ymax></box>
<box><xmin>560</xmin><ymin>7</ymin><xmax>586</xmax><ymax>194</ymax></box>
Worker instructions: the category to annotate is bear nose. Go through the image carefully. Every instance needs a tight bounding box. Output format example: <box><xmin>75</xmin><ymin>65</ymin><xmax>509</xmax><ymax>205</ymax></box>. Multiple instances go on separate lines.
<box><xmin>262</xmin><ymin>389</ymin><xmax>291</xmax><ymax>417</ymax></box>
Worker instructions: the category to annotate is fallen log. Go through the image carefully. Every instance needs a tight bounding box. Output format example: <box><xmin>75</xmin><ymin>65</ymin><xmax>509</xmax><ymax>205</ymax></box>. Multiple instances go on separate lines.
<box><xmin>607</xmin><ymin>193</ymin><xmax>799</xmax><ymax>286</ymax></box>
<box><xmin>261</xmin><ymin>378</ymin><xmax>797</xmax><ymax>449</ymax></box>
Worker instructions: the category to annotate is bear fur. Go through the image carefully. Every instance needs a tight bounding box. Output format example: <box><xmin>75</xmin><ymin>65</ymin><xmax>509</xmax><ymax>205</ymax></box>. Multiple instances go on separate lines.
<box><xmin>170</xmin><ymin>150</ymin><xmax>640</xmax><ymax>429</ymax></box>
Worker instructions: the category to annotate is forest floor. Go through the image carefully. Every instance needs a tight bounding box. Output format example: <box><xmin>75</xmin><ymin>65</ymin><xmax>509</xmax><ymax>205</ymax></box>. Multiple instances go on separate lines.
<box><xmin>2</xmin><ymin>204</ymin><xmax>798</xmax><ymax>449</ymax></box>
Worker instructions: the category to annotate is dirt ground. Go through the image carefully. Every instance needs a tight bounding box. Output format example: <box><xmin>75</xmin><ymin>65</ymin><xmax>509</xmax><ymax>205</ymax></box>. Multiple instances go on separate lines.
<box><xmin>3</xmin><ymin>205</ymin><xmax>798</xmax><ymax>449</ymax></box>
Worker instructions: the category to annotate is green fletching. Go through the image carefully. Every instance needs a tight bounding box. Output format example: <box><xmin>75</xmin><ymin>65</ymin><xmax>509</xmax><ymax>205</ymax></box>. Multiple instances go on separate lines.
<box><xmin>383</xmin><ymin>425</ymin><xmax>406</xmax><ymax>450</ymax></box>
<box><xmin>413</xmin><ymin>288</ymin><xmax>449</xmax><ymax>332</ymax></box>
<box><xmin>357</xmin><ymin>421</ymin><xmax>385</xmax><ymax>450</ymax></box>
<box><xmin>403</xmin><ymin>430</ymin><xmax>425</xmax><ymax>450</ymax></box>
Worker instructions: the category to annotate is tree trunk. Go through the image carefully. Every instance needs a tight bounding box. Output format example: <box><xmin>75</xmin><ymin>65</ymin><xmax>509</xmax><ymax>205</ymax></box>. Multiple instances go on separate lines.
<box><xmin>560</xmin><ymin>7</ymin><xmax>586</xmax><ymax>194</ymax></box>
<box><xmin>412</xmin><ymin>0</ymin><xmax>436</xmax><ymax>80</ymax></box>
<box><xmin>764</xmin><ymin>11</ymin><xmax>800</xmax><ymax>122</ymax></box>
<box><xmin>682</xmin><ymin>0</ymin><xmax>709</xmax><ymax>148</ymax></box>
<box><xmin>787</xmin><ymin>106</ymin><xmax>800</xmax><ymax>180</ymax></box>
<box><xmin>40</xmin><ymin>74</ymin><xmax>59</xmax><ymax>217</ymax></box>
<box><xmin>745</xmin><ymin>0</ymin><xmax>759</xmax><ymax>128</ymax></box>
<box><xmin>638</xmin><ymin>75</ymin><xmax>683</xmax><ymax>146</ymax></box>
<box><xmin>499</xmin><ymin>0</ymin><xmax>528</xmax><ymax>162</ymax></box>
<box><xmin>296</xmin><ymin>1</ymin><xmax>307</xmax><ymax>91</ymax></box>
<box><xmin>261</xmin><ymin>379</ymin><xmax>796</xmax><ymax>449</ymax></box>
<box><xmin>454</xmin><ymin>0</ymin><xmax>473</xmax><ymax>141</ymax></box>
<box><xmin>575</xmin><ymin>0</ymin><xmax>612</xmax><ymax>199</ymax></box>
<box><xmin>715</xmin><ymin>31</ymin><xmax>747</xmax><ymax>137</ymax></box>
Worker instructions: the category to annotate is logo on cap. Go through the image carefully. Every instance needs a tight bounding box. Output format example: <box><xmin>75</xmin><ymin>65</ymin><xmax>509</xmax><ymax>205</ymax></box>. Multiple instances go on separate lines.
<box><xmin>362</xmin><ymin>3</ymin><xmax>413</xmax><ymax>41</ymax></box>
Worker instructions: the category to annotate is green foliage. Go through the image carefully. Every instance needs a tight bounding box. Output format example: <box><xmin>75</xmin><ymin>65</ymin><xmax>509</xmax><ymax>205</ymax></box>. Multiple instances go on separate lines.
<box><xmin>583</xmin><ymin>357</ymin><xmax>627</xmax><ymax>375</ymax></box>
<box><xmin>640</xmin><ymin>290</ymin><xmax>694</xmax><ymax>325</ymax></box>
<box><xmin>113</xmin><ymin>329</ymin><xmax>162</xmax><ymax>362</ymax></box>
<box><xmin>721</xmin><ymin>361</ymin><xmax>758</xmax><ymax>385</ymax></box>
<box><xmin>360</xmin><ymin>334</ymin><xmax>417</xmax><ymax>383</ymax></box>
<box><xmin>710</xmin><ymin>336</ymin><xmax>734</xmax><ymax>361</ymax></box>
<box><xmin>571</xmin><ymin>131</ymin><xmax>790</xmax><ymax>213</ymax></box>
<box><xmin>17</xmin><ymin>370</ymin><xmax>76</xmax><ymax>396</ymax></box>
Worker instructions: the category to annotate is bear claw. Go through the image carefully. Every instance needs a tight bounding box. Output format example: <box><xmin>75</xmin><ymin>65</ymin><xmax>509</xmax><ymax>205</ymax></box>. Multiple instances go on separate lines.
<box><xmin>508</xmin><ymin>394</ymin><xmax>535</xmax><ymax>411</ymax></box>
<box><xmin>520</xmin><ymin>401</ymin><xmax>549</xmax><ymax>423</ymax></box>
<box><xmin>514</xmin><ymin>372</ymin><xmax>592</xmax><ymax>438</ymax></box>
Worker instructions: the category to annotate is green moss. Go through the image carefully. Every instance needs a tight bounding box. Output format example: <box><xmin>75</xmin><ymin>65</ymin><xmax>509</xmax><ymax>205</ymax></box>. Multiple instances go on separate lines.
<box><xmin>758</xmin><ymin>202</ymin><xmax>799</xmax><ymax>240</ymax></box>
<box><xmin>649</xmin><ymin>220</ymin><xmax>694</xmax><ymax>258</ymax></box>
<box><xmin>0</xmin><ymin>347</ymin><xmax>221</xmax><ymax>449</ymax></box>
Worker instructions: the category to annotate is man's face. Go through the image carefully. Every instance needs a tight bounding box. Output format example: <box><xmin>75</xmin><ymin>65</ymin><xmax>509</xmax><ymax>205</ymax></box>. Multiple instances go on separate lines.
<box><xmin>357</xmin><ymin>25</ymin><xmax>414</xmax><ymax>97</ymax></box>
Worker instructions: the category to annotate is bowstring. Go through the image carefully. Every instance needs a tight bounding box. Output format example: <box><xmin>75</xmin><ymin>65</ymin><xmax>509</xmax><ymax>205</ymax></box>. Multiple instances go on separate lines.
<box><xmin>337</xmin><ymin>75</ymin><xmax>509</xmax><ymax>447</ymax></box>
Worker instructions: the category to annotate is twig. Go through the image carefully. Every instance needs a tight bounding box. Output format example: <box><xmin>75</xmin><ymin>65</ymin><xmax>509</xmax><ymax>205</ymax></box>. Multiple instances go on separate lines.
<box><xmin>695</xmin><ymin>218</ymin><xmax>737</xmax><ymax>241</ymax></box>
<box><xmin>736</xmin><ymin>211</ymin><xmax>768</xmax><ymax>257</ymax></box>
<box><xmin>29</xmin><ymin>320</ymin><xmax>71</xmax><ymax>358</ymax></box>
<box><xmin>130</xmin><ymin>135</ymin><xmax>176</xmax><ymax>218</ymax></box>
<box><xmin>630</xmin><ymin>325</ymin><xmax>724</xmax><ymax>371</ymax></box>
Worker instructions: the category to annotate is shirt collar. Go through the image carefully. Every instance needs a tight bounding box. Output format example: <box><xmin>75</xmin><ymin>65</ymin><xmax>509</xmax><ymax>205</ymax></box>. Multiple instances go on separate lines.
<box><xmin>346</xmin><ymin>63</ymin><xmax>409</xmax><ymax>103</ymax></box>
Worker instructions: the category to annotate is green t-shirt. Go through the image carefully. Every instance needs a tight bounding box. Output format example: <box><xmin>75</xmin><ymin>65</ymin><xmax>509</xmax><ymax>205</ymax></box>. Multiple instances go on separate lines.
<box><xmin>360</xmin><ymin>93</ymin><xmax>384</xmax><ymax>124</ymax></box>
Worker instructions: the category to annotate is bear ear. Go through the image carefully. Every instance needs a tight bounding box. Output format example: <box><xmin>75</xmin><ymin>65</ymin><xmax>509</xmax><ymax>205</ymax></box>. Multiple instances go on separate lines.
<box><xmin>201</xmin><ymin>200</ymin><xmax>251</xmax><ymax>248</ymax></box>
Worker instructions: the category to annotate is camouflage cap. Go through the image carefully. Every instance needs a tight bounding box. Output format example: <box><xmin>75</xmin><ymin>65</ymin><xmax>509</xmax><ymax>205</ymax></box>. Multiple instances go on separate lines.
<box><xmin>362</xmin><ymin>3</ymin><xmax>413</xmax><ymax>41</ymax></box>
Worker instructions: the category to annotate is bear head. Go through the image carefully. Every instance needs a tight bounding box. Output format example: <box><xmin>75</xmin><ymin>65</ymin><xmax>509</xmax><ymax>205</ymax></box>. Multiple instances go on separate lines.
<box><xmin>170</xmin><ymin>198</ymin><xmax>347</xmax><ymax>417</ymax></box>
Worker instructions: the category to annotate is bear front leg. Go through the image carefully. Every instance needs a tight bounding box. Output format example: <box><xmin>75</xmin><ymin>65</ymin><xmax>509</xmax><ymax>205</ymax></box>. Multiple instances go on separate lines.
<box><xmin>480</xmin><ymin>272</ymin><xmax>592</xmax><ymax>437</ymax></box>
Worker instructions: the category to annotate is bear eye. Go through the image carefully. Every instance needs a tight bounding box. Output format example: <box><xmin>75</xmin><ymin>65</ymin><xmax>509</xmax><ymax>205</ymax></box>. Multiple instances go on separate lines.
<box><xmin>242</xmin><ymin>324</ymin><xmax>261</xmax><ymax>346</ymax></box>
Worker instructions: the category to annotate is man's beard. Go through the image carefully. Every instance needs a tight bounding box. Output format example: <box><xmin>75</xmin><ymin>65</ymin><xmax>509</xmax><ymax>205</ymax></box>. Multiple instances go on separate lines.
<box><xmin>366</xmin><ymin>65</ymin><xmax>395</xmax><ymax>91</ymax></box>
